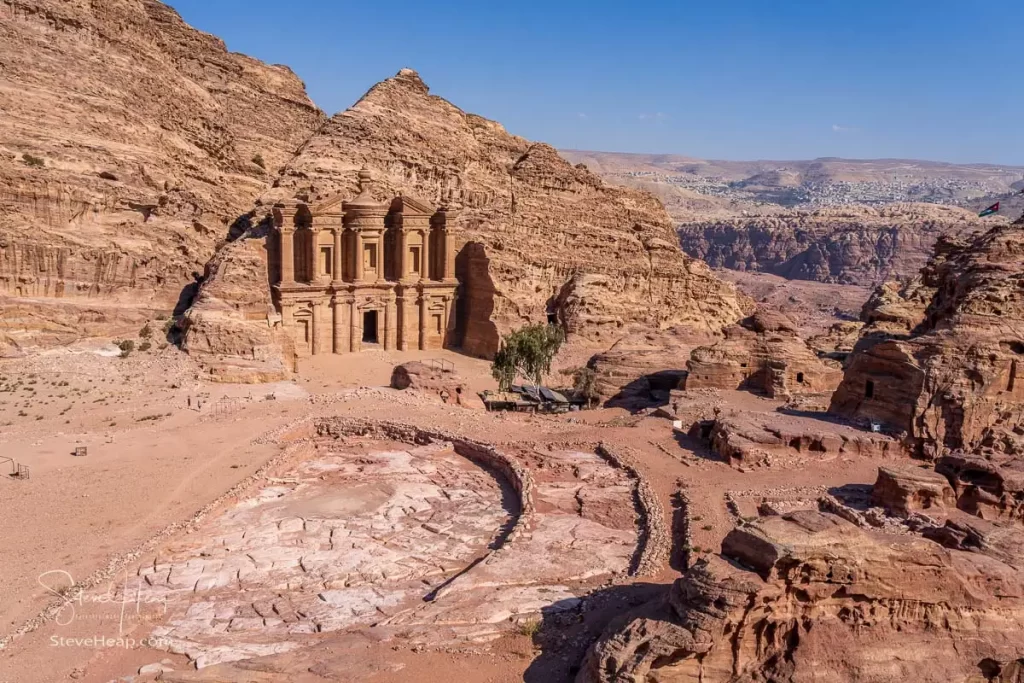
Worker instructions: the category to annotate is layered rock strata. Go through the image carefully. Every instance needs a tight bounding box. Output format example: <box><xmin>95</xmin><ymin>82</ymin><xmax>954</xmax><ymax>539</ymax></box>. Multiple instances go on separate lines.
<box><xmin>0</xmin><ymin>0</ymin><xmax>324</xmax><ymax>349</ymax></box>
<box><xmin>831</xmin><ymin>224</ymin><xmax>1024</xmax><ymax>458</ymax></box>
<box><xmin>679</xmin><ymin>204</ymin><xmax>982</xmax><ymax>286</ymax></box>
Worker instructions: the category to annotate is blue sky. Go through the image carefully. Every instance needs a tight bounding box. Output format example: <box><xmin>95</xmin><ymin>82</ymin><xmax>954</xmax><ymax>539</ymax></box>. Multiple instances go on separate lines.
<box><xmin>166</xmin><ymin>0</ymin><xmax>1024</xmax><ymax>165</ymax></box>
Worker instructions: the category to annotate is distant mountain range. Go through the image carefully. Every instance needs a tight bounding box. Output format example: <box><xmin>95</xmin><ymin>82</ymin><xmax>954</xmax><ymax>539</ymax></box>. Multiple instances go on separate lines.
<box><xmin>560</xmin><ymin>150</ymin><xmax>1024</xmax><ymax>219</ymax></box>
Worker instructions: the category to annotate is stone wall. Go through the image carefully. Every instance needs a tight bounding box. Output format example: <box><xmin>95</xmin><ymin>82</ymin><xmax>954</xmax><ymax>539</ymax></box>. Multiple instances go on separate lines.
<box><xmin>595</xmin><ymin>443</ymin><xmax>669</xmax><ymax>577</ymax></box>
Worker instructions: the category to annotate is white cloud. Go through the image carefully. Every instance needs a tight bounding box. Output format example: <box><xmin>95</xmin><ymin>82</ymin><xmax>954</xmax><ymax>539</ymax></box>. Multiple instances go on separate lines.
<box><xmin>577</xmin><ymin>112</ymin><xmax>588</xmax><ymax>119</ymax></box>
<box><xmin>638</xmin><ymin>112</ymin><xmax>668</xmax><ymax>121</ymax></box>
<box><xmin>832</xmin><ymin>124</ymin><xmax>858</xmax><ymax>133</ymax></box>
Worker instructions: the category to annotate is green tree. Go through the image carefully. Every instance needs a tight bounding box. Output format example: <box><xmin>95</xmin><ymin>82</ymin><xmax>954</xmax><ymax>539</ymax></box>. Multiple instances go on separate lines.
<box><xmin>491</xmin><ymin>323</ymin><xmax>565</xmax><ymax>391</ymax></box>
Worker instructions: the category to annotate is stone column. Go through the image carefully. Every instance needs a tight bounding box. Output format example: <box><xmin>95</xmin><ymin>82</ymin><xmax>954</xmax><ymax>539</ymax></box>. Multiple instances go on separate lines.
<box><xmin>385</xmin><ymin>293</ymin><xmax>398</xmax><ymax>351</ymax></box>
<box><xmin>332</xmin><ymin>228</ymin><xmax>343</xmax><ymax>284</ymax></box>
<box><xmin>442</xmin><ymin>295</ymin><xmax>452</xmax><ymax>346</ymax></box>
<box><xmin>396</xmin><ymin>292</ymin><xmax>409</xmax><ymax>351</ymax></box>
<box><xmin>311</xmin><ymin>301</ymin><xmax>322</xmax><ymax>355</ymax></box>
<box><xmin>397</xmin><ymin>229</ymin><xmax>409</xmax><ymax>281</ymax></box>
<box><xmin>349</xmin><ymin>298</ymin><xmax>360</xmax><ymax>353</ymax></box>
<box><xmin>443</xmin><ymin>228</ymin><xmax>457</xmax><ymax>282</ymax></box>
<box><xmin>420</xmin><ymin>229</ymin><xmax>431</xmax><ymax>281</ymax></box>
<box><xmin>418</xmin><ymin>293</ymin><xmax>428</xmax><ymax>350</ymax></box>
<box><xmin>280</xmin><ymin>228</ymin><xmax>295</xmax><ymax>284</ymax></box>
<box><xmin>373</xmin><ymin>236</ymin><xmax>383</xmax><ymax>283</ymax></box>
<box><xmin>354</xmin><ymin>232</ymin><xmax>364</xmax><ymax>282</ymax></box>
<box><xmin>332</xmin><ymin>296</ymin><xmax>347</xmax><ymax>354</ymax></box>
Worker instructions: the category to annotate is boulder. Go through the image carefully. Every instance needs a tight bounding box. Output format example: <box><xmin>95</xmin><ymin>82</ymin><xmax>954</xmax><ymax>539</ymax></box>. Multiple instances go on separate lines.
<box><xmin>937</xmin><ymin>452</ymin><xmax>1024</xmax><ymax>523</ymax></box>
<box><xmin>871</xmin><ymin>465</ymin><xmax>957</xmax><ymax>518</ymax></box>
<box><xmin>390</xmin><ymin>361</ymin><xmax>469</xmax><ymax>406</ymax></box>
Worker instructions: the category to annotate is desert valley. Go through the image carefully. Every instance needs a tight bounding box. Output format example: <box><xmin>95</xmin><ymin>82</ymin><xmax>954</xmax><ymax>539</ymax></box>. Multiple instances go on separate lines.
<box><xmin>2</xmin><ymin>2</ymin><xmax>1024</xmax><ymax>683</ymax></box>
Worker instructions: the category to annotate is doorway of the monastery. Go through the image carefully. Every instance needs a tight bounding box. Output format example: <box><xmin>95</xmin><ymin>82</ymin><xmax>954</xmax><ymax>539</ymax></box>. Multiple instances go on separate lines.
<box><xmin>362</xmin><ymin>310</ymin><xmax>379</xmax><ymax>344</ymax></box>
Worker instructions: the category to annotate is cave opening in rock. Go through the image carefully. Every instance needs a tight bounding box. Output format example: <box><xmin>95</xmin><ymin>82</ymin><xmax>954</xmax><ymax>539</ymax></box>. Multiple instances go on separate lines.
<box><xmin>865</xmin><ymin>380</ymin><xmax>875</xmax><ymax>399</ymax></box>
<box><xmin>797</xmin><ymin>372</ymin><xmax>805</xmax><ymax>384</ymax></box>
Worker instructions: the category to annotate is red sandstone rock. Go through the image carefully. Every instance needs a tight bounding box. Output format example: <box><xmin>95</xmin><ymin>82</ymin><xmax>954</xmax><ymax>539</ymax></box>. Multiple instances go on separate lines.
<box><xmin>390</xmin><ymin>361</ymin><xmax>470</xmax><ymax>406</ymax></box>
<box><xmin>831</xmin><ymin>223</ymin><xmax>1024</xmax><ymax>458</ymax></box>
<box><xmin>937</xmin><ymin>452</ymin><xmax>1024</xmax><ymax>523</ymax></box>
<box><xmin>183</xmin><ymin>69</ymin><xmax>750</xmax><ymax>377</ymax></box>
<box><xmin>580</xmin><ymin>510</ymin><xmax>1024</xmax><ymax>682</ymax></box>
<box><xmin>684</xmin><ymin>310</ymin><xmax>843</xmax><ymax>398</ymax></box>
<box><xmin>871</xmin><ymin>465</ymin><xmax>956</xmax><ymax>518</ymax></box>
<box><xmin>678</xmin><ymin>204</ymin><xmax>984</xmax><ymax>286</ymax></box>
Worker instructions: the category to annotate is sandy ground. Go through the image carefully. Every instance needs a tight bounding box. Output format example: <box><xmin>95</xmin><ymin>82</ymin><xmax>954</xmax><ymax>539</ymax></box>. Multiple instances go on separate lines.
<box><xmin>0</xmin><ymin>338</ymin><xmax>903</xmax><ymax>683</ymax></box>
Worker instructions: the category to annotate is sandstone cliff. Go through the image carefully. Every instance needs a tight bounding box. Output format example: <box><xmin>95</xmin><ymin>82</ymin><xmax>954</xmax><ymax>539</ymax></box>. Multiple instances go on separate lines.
<box><xmin>0</xmin><ymin>0</ymin><xmax>324</xmax><ymax>351</ymax></box>
<box><xmin>184</xmin><ymin>69</ymin><xmax>749</xmax><ymax>373</ymax></box>
<box><xmin>678</xmin><ymin>204</ymin><xmax>984</xmax><ymax>286</ymax></box>
<box><xmin>831</xmin><ymin>223</ymin><xmax>1024</xmax><ymax>458</ymax></box>
<box><xmin>580</xmin><ymin>509</ymin><xmax>1024</xmax><ymax>683</ymax></box>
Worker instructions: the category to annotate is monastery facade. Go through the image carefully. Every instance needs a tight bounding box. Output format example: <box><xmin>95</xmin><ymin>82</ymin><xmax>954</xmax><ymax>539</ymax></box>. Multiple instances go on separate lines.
<box><xmin>271</xmin><ymin>169</ymin><xmax>459</xmax><ymax>355</ymax></box>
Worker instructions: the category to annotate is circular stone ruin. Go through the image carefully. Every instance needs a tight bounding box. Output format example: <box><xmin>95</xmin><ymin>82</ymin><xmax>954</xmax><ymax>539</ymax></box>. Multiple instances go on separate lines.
<box><xmin>113</xmin><ymin>418</ymin><xmax>644</xmax><ymax>670</ymax></box>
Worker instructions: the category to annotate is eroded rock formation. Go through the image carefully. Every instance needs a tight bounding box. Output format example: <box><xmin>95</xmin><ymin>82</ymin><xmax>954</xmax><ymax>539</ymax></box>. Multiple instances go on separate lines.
<box><xmin>678</xmin><ymin>204</ymin><xmax>982</xmax><ymax>286</ymax></box>
<box><xmin>684</xmin><ymin>310</ymin><xmax>843</xmax><ymax>398</ymax></box>
<box><xmin>580</xmin><ymin>509</ymin><xmax>1024</xmax><ymax>683</ymax></box>
<box><xmin>831</xmin><ymin>224</ymin><xmax>1024</xmax><ymax>458</ymax></box>
<box><xmin>183</xmin><ymin>69</ymin><xmax>750</xmax><ymax>377</ymax></box>
<box><xmin>0</xmin><ymin>0</ymin><xmax>324</xmax><ymax>349</ymax></box>
<box><xmin>587</xmin><ymin>328</ymin><xmax>715</xmax><ymax>407</ymax></box>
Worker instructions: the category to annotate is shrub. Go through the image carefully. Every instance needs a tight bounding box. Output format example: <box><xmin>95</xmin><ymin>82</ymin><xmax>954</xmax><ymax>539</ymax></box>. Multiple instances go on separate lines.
<box><xmin>139</xmin><ymin>323</ymin><xmax>153</xmax><ymax>339</ymax></box>
<box><xmin>138</xmin><ymin>341</ymin><xmax>152</xmax><ymax>352</ymax></box>
<box><xmin>252</xmin><ymin>153</ymin><xmax>266</xmax><ymax>169</ymax></box>
<box><xmin>515</xmin><ymin>619</ymin><xmax>541</xmax><ymax>638</ymax></box>
<box><xmin>115</xmin><ymin>339</ymin><xmax>134</xmax><ymax>358</ymax></box>
<box><xmin>22</xmin><ymin>153</ymin><xmax>44</xmax><ymax>168</ymax></box>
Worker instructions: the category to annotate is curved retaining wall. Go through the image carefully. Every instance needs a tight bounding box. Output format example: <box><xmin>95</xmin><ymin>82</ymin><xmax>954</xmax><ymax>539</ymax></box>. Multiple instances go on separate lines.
<box><xmin>596</xmin><ymin>443</ymin><xmax>669</xmax><ymax>577</ymax></box>
<box><xmin>314</xmin><ymin>417</ymin><xmax>535</xmax><ymax>546</ymax></box>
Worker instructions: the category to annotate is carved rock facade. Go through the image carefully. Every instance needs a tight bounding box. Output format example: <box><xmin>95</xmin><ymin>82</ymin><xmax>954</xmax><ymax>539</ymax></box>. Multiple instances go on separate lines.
<box><xmin>183</xmin><ymin>69</ymin><xmax>750</xmax><ymax>378</ymax></box>
<box><xmin>831</xmin><ymin>224</ymin><xmax>1024</xmax><ymax>458</ymax></box>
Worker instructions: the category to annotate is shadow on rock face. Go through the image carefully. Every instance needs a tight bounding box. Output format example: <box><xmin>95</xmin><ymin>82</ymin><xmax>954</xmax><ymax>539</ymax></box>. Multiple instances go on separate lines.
<box><xmin>605</xmin><ymin>370</ymin><xmax>686</xmax><ymax>413</ymax></box>
<box><xmin>522</xmin><ymin>582</ymin><xmax>667</xmax><ymax>683</ymax></box>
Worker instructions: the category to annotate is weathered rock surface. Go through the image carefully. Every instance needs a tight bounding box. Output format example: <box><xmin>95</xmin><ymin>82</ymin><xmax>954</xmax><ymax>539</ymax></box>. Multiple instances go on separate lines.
<box><xmin>390</xmin><ymin>361</ymin><xmax>470</xmax><ymax>406</ymax></box>
<box><xmin>0</xmin><ymin>0</ymin><xmax>324</xmax><ymax>350</ymax></box>
<box><xmin>587</xmin><ymin>328</ymin><xmax>714</xmax><ymax>407</ymax></box>
<box><xmin>871</xmin><ymin>465</ymin><xmax>957</xmax><ymax>518</ymax></box>
<box><xmin>690</xmin><ymin>410</ymin><xmax>900</xmax><ymax>469</ymax></box>
<box><xmin>831</xmin><ymin>223</ymin><xmax>1024</xmax><ymax>458</ymax></box>
<box><xmin>679</xmin><ymin>204</ymin><xmax>983</xmax><ymax>286</ymax></box>
<box><xmin>184</xmin><ymin>69</ymin><xmax>750</xmax><ymax>374</ymax></box>
<box><xmin>938</xmin><ymin>452</ymin><xmax>1024</xmax><ymax>523</ymax></box>
<box><xmin>580</xmin><ymin>510</ymin><xmax>1024</xmax><ymax>683</ymax></box>
<box><xmin>684</xmin><ymin>310</ymin><xmax>843</xmax><ymax>398</ymax></box>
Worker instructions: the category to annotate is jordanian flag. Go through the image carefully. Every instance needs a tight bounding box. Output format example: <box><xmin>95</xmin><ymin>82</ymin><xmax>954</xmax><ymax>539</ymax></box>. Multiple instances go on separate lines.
<box><xmin>979</xmin><ymin>202</ymin><xmax>1000</xmax><ymax>217</ymax></box>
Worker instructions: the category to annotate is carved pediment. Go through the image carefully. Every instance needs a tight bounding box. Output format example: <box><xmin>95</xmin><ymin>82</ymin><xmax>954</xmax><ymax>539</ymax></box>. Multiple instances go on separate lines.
<box><xmin>389</xmin><ymin>195</ymin><xmax>435</xmax><ymax>216</ymax></box>
<box><xmin>311</xmin><ymin>193</ymin><xmax>347</xmax><ymax>216</ymax></box>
